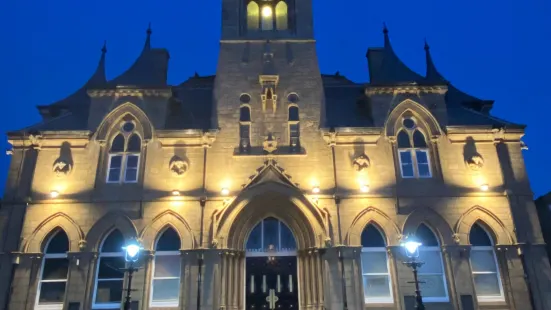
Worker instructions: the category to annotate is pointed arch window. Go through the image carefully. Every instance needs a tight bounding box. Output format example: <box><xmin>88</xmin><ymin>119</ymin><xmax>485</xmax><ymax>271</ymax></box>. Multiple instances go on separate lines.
<box><xmin>93</xmin><ymin>230</ymin><xmax>125</xmax><ymax>309</ymax></box>
<box><xmin>247</xmin><ymin>1</ymin><xmax>260</xmax><ymax>31</ymax></box>
<box><xmin>288</xmin><ymin>105</ymin><xmax>300</xmax><ymax>152</ymax></box>
<box><xmin>246</xmin><ymin>217</ymin><xmax>297</xmax><ymax>255</ymax></box>
<box><xmin>151</xmin><ymin>227</ymin><xmax>182</xmax><ymax>307</ymax></box>
<box><xmin>469</xmin><ymin>223</ymin><xmax>504</xmax><ymax>302</ymax></box>
<box><xmin>247</xmin><ymin>0</ymin><xmax>289</xmax><ymax>32</ymax></box>
<box><xmin>415</xmin><ymin>224</ymin><xmax>448</xmax><ymax>302</ymax></box>
<box><xmin>360</xmin><ymin>225</ymin><xmax>393</xmax><ymax>303</ymax></box>
<box><xmin>397</xmin><ymin>117</ymin><xmax>431</xmax><ymax>178</ymax></box>
<box><xmin>239</xmin><ymin>105</ymin><xmax>252</xmax><ymax>153</ymax></box>
<box><xmin>107</xmin><ymin>121</ymin><xmax>142</xmax><ymax>184</ymax></box>
<box><xmin>35</xmin><ymin>230</ymin><xmax>69</xmax><ymax>309</ymax></box>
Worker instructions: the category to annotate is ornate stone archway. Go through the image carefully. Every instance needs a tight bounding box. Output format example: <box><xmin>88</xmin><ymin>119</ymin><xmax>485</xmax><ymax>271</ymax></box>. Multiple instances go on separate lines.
<box><xmin>212</xmin><ymin>182</ymin><xmax>327</xmax><ymax>310</ymax></box>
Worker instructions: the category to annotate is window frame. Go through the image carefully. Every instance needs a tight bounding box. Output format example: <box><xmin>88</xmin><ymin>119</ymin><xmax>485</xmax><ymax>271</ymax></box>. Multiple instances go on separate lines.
<box><xmin>470</xmin><ymin>229</ymin><xmax>505</xmax><ymax>303</ymax></box>
<box><xmin>360</xmin><ymin>247</ymin><xmax>394</xmax><ymax>304</ymax></box>
<box><xmin>245</xmin><ymin>218</ymin><xmax>297</xmax><ymax>257</ymax></box>
<box><xmin>150</xmin><ymin>250</ymin><xmax>182</xmax><ymax>308</ymax></box>
<box><xmin>92</xmin><ymin>245</ymin><xmax>126</xmax><ymax>309</ymax></box>
<box><xmin>35</xmin><ymin>252</ymin><xmax>68</xmax><ymax>310</ymax></box>
<box><xmin>106</xmin><ymin>124</ymin><xmax>142</xmax><ymax>184</ymax></box>
<box><xmin>396</xmin><ymin>127</ymin><xmax>432</xmax><ymax>179</ymax></box>
<box><xmin>417</xmin><ymin>246</ymin><xmax>449</xmax><ymax>303</ymax></box>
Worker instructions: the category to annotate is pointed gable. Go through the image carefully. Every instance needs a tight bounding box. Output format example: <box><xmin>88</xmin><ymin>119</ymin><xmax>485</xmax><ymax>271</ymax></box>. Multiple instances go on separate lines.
<box><xmin>242</xmin><ymin>160</ymin><xmax>297</xmax><ymax>190</ymax></box>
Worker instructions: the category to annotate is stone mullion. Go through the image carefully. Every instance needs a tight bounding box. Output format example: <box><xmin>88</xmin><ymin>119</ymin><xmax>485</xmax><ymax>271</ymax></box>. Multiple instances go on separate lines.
<box><xmin>82</xmin><ymin>253</ymin><xmax>98</xmax><ymax>309</ymax></box>
<box><xmin>441</xmin><ymin>246</ymin><xmax>461</xmax><ymax>309</ymax></box>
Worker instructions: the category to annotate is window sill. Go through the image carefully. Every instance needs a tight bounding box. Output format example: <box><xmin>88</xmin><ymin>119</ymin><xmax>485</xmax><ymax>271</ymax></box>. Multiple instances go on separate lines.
<box><xmin>92</xmin><ymin>303</ymin><xmax>121</xmax><ymax>309</ymax></box>
<box><xmin>35</xmin><ymin>304</ymin><xmax>63</xmax><ymax>310</ymax></box>
<box><xmin>150</xmin><ymin>302</ymin><xmax>179</xmax><ymax>308</ymax></box>
<box><xmin>422</xmin><ymin>297</ymin><xmax>449</xmax><ymax>303</ymax></box>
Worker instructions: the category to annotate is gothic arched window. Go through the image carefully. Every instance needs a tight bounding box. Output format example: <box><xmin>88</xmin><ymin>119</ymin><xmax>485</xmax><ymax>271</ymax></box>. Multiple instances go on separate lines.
<box><xmin>239</xmin><ymin>105</ymin><xmax>252</xmax><ymax>153</ymax></box>
<box><xmin>35</xmin><ymin>230</ymin><xmax>69</xmax><ymax>309</ymax></box>
<box><xmin>107</xmin><ymin>121</ymin><xmax>142</xmax><ymax>183</ymax></box>
<box><xmin>247</xmin><ymin>1</ymin><xmax>260</xmax><ymax>31</ymax></box>
<box><xmin>360</xmin><ymin>225</ymin><xmax>393</xmax><ymax>303</ymax></box>
<box><xmin>151</xmin><ymin>227</ymin><xmax>182</xmax><ymax>307</ymax></box>
<box><xmin>469</xmin><ymin>223</ymin><xmax>504</xmax><ymax>301</ymax></box>
<box><xmin>415</xmin><ymin>224</ymin><xmax>448</xmax><ymax>302</ymax></box>
<box><xmin>288</xmin><ymin>106</ymin><xmax>300</xmax><ymax>152</ymax></box>
<box><xmin>246</xmin><ymin>217</ymin><xmax>296</xmax><ymax>254</ymax></box>
<box><xmin>397</xmin><ymin>117</ymin><xmax>431</xmax><ymax>178</ymax></box>
<box><xmin>93</xmin><ymin>230</ymin><xmax>125</xmax><ymax>308</ymax></box>
<box><xmin>247</xmin><ymin>0</ymin><xmax>289</xmax><ymax>32</ymax></box>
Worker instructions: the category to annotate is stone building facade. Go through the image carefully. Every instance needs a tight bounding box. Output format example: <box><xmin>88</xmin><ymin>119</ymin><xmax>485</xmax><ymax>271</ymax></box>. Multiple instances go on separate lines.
<box><xmin>1</xmin><ymin>0</ymin><xmax>550</xmax><ymax>309</ymax></box>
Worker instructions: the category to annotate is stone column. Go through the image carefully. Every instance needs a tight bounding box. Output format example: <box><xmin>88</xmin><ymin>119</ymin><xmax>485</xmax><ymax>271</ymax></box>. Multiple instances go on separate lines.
<box><xmin>81</xmin><ymin>252</ymin><xmax>98</xmax><ymax>309</ymax></box>
<box><xmin>321</xmin><ymin>248</ymin><xmax>344</xmax><ymax>310</ymax></box>
<box><xmin>340</xmin><ymin>247</ymin><xmax>363</xmax><ymax>310</ymax></box>
<box><xmin>441</xmin><ymin>245</ymin><xmax>474</xmax><ymax>310</ymax></box>
<box><xmin>181</xmin><ymin>249</ymin><xmax>200</xmax><ymax>310</ymax></box>
<box><xmin>138</xmin><ymin>251</ymin><xmax>155</xmax><ymax>310</ymax></box>
<box><xmin>64</xmin><ymin>252</ymin><xmax>91</xmax><ymax>308</ymax></box>
<box><xmin>201</xmin><ymin>249</ymin><xmax>224</xmax><ymax>310</ymax></box>
<box><xmin>8</xmin><ymin>253</ymin><xmax>42</xmax><ymax>310</ymax></box>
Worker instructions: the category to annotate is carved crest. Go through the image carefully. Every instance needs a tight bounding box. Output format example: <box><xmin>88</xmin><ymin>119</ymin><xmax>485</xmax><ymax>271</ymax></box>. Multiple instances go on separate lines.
<box><xmin>353</xmin><ymin>154</ymin><xmax>370</xmax><ymax>171</ymax></box>
<box><xmin>169</xmin><ymin>156</ymin><xmax>189</xmax><ymax>177</ymax></box>
<box><xmin>466</xmin><ymin>155</ymin><xmax>484</xmax><ymax>171</ymax></box>
<box><xmin>53</xmin><ymin>159</ymin><xmax>72</xmax><ymax>177</ymax></box>
<box><xmin>263</xmin><ymin>134</ymin><xmax>278</xmax><ymax>153</ymax></box>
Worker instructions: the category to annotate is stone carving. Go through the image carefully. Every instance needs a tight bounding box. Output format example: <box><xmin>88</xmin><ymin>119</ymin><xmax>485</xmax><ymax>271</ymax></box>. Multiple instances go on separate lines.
<box><xmin>353</xmin><ymin>154</ymin><xmax>370</xmax><ymax>171</ymax></box>
<box><xmin>169</xmin><ymin>156</ymin><xmax>189</xmax><ymax>177</ymax></box>
<box><xmin>211</xmin><ymin>239</ymin><xmax>219</xmax><ymax>249</ymax></box>
<box><xmin>53</xmin><ymin>159</ymin><xmax>72</xmax><ymax>177</ymax></box>
<box><xmin>452</xmin><ymin>233</ymin><xmax>461</xmax><ymax>245</ymax></box>
<box><xmin>466</xmin><ymin>155</ymin><xmax>484</xmax><ymax>171</ymax></box>
<box><xmin>263</xmin><ymin>134</ymin><xmax>278</xmax><ymax>153</ymax></box>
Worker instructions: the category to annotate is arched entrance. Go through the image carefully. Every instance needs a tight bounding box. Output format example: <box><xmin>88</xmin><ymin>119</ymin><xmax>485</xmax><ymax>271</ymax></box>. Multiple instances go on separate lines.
<box><xmin>245</xmin><ymin>217</ymin><xmax>298</xmax><ymax>310</ymax></box>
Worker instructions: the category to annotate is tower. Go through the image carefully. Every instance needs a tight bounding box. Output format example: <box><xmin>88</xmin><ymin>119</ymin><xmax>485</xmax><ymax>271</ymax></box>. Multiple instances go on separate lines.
<box><xmin>214</xmin><ymin>0</ymin><xmax>324</xmax><ymax>153</ymax></box>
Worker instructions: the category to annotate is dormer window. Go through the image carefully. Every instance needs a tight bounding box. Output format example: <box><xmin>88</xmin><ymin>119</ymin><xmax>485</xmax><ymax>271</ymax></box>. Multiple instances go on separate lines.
<box><xmin>247</xmin><ymin>0</ymin><xmax>288</xmax><ymax>31</ymax></box>
<box><xmin>397</xmin><ymin>117</ymin><xmax>431</xmax><ymax>178</ymax></box>
<box><xmin>107</xmin><ymin>121</ymin><xmax>142</xmax><ymax>183</ymax></box>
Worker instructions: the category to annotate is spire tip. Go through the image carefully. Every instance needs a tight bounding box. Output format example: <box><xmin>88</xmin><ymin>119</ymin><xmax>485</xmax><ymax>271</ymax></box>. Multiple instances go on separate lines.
<box><xmin>424</xmin><ymin>38</ymin><xmax>430</xmax><ymax>51</ymax></box>
<box><xmin>101</xmin><ymin>40</ymin><xmax>107</xmax><ymax>54</ymax></box>
<box><xmin>147</xmin><ymin>22</ymin><xmax>152</xmax><ymax>35</ymax></box>
<box><xmin>383</xmin><ymin>22</ymin><xmax>388</xmax><ymax>34</ymax></box>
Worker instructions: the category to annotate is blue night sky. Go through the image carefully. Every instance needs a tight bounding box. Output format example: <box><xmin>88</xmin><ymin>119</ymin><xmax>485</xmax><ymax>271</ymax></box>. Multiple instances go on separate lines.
<box><xmin>0</xmin><ymin>0</ymin><xmax>549</xmax><ymax>197</ymax></box>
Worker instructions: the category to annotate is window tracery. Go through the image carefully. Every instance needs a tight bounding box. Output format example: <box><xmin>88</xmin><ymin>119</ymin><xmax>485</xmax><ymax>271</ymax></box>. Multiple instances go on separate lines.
<box><xmin>107</xmin><ymin>120</ymin><xmax>142</xmax><ymax>183</ymax></box>
<box><xmin>396</xmin><ymin>117</ymin><xmax>431</xmax><ymax>178</ymax></box>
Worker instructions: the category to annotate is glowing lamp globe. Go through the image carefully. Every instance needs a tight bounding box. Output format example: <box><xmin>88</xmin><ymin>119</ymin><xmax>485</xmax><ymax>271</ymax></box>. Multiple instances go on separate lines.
<box><xmin>402</xmin><ymin>240</ymin><xmax>422</xmax><ymax>258</ymax></box>
<box><xmin>123</xmin><ymin>243</ymin><xmax>141</xmax><ymax>262</ymax></box>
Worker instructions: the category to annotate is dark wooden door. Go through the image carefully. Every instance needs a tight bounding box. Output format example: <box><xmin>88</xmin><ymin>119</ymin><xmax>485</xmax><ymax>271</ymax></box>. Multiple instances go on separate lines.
<box><xmin>246</xmin><ymin>256</ymin><xmax>298</xmax><ymax>310</ymax></box>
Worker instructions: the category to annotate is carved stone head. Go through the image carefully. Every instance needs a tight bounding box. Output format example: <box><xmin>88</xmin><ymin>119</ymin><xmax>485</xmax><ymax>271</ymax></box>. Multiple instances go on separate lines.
<box><xmin>353</xmin><ymin>154</ymin><xmax>370</xmax><ymax>171</ymax></box>
<box><xmin>169</xmin><ymin>156</ymin><xmax>189</xmax><ymax>177</ymax></box>
<box><xmin>466</xmin><ymin>155</ymin><xmax>484</xmax><ymax>171</ymax></box>
<box><xmin>53</xmin><ymin>159</ymin><xmax>72</xmax><ymax>177</ymax></box>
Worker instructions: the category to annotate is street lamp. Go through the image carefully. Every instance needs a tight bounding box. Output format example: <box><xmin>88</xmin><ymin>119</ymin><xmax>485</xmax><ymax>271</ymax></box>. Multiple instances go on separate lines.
<box><xmin>122</xmin><ymin>240</ymin><xmax>142</xmax><ymax>310</ymax></box>
<box><xmin>402</xmin><ymin>238</ymin><xmax>425</xmax><ymax>310</ymax></box>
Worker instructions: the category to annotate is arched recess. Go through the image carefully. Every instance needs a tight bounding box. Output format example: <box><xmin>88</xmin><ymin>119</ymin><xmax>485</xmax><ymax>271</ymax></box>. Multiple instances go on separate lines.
<box><xmin>384</xmin><ymin>99</ymin><xmax>442</xmax><ymax>138</ymax></box>
<box><xmin>215</xmin><ymin>182</ymin><xmax>327</xmax><ymax>250</ymax></box>
<box><xmin>345</xmin><ymin>207</ymin><xmax>401</xmax><ymax>246</ymax></box>
<box><xmin>85</xmin><ymin>212</ymin><xmax>138</xmax><ymax>251</ymax></box>
<box><xmin>402</xmin><ymin>208</ymin><xmax>455</xmax><ymax>245</ymax></box>
<box><xmin>95</xmin><ymin>102</ymin><xmax>154</xmax><ymax>142</ymax></box>
<box><xmin>23</xmin><ymin>212</ymin><xmax>84</xmax><ymax>253</ymax></box>
<box><xmin>140</xmin><ymin>210</ymin><xmax>196</xmax><ymax>250</ymax></box>
<box><xmin>455</xmin><ymin>206</ymin><xmax>514</xmax><ymax>245</ymax></box>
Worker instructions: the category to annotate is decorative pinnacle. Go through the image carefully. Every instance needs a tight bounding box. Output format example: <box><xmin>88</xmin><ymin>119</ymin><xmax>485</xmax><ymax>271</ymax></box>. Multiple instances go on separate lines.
<box><xmin>383</xmin><ymin>22</ymin><xmax>388</xmax><ymax>34</ymax></box>
<box><xmin>424</xmin><ymin>38</ymin><xmax>430</xmax><ymax>51</ymax></box>
<box><xmin>147</xmin><ymin>22</ymin><xmax>152</xmax><ymax>35</ymax></box>
<box><xmin>101</xmin><ymin>40</ymin><xmax>107</xmax><ymax>54</ymax></box>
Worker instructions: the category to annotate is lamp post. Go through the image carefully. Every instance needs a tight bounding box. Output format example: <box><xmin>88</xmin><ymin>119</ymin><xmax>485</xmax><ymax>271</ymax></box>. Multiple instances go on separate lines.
<box><xmin>122</xmin><ymin>241</ymin><xmax>142</xmax><ymax>310</ymax></box>
<box><xmin>402</xmin><ymin>238</ymin><xmax>425</xmax><ymax>310</ymax></box>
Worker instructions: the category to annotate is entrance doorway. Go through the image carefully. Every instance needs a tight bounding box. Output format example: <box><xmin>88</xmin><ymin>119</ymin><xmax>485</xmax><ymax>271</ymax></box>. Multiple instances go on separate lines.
<box><xmin>245</xmin><ymin>217</ymin><xmax>299</xmax><ymax>310</ymax></box>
